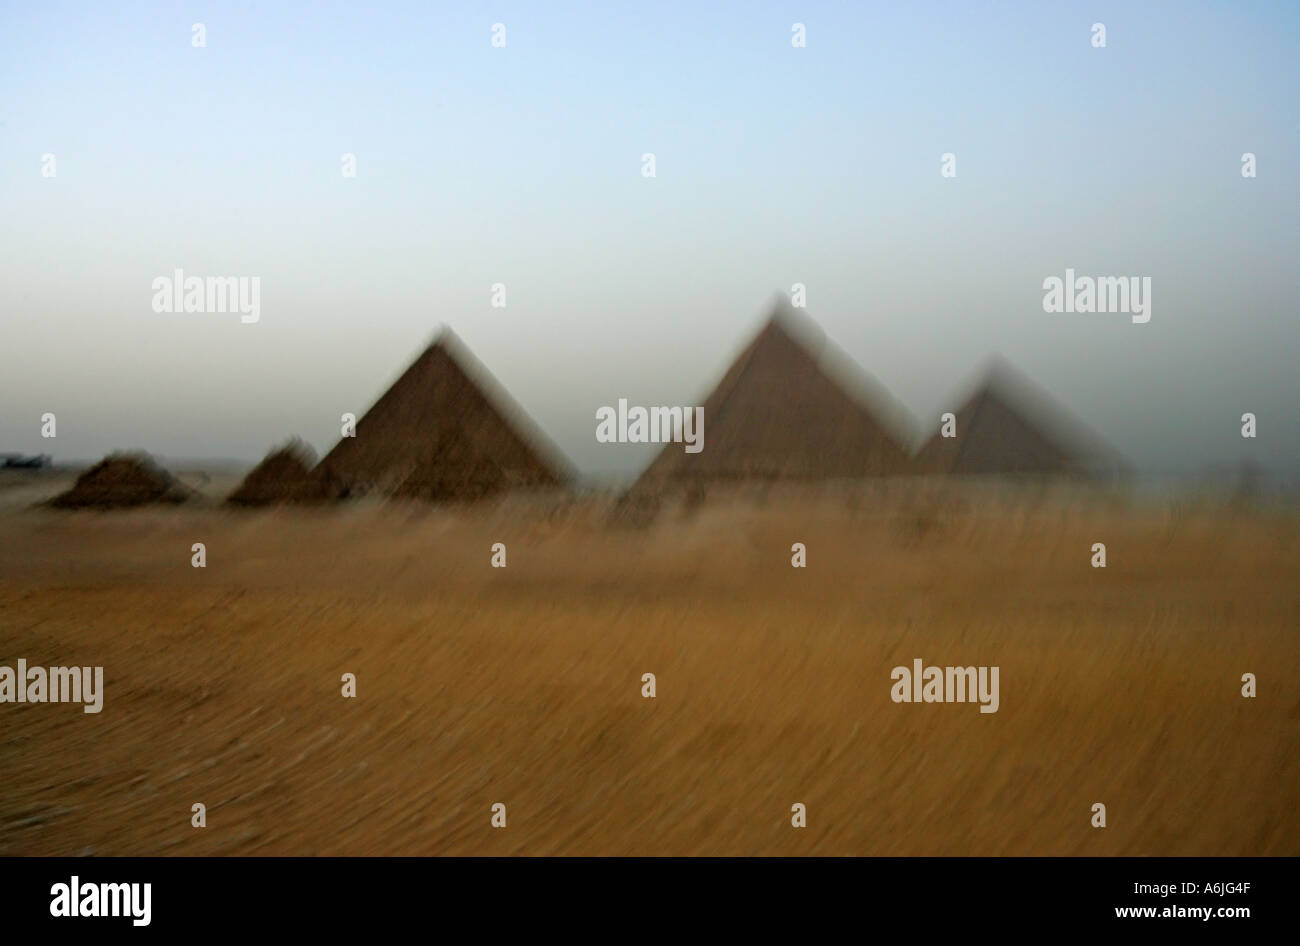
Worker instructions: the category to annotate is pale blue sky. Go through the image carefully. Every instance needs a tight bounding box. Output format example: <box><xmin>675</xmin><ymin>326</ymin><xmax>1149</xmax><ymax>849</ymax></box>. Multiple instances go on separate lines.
<box><xmin>2</xmin><ymin>1</ymin><xmax>1297</xmax><ymax>476</ymax></box>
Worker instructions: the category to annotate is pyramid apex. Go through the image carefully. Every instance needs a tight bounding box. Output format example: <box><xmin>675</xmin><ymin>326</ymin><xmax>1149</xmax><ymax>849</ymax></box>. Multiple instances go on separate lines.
<box><xmin>760</xmin><ymin>292</ymin><xmax>802</xmax><ymax>330</ymax></box>
<box><xmin>750</xmin><ymin>294</ymin><xmax>826</xmax><ymax>359</ymax></box>
<box><xmin>765</xmin><ymin>290</ymin><xmax>796</xmax><ymax>315</ymax></box>
<box><xmin>428</xmin><ymin>325</ymin><xmax>458</xmax><ymax>350</ymax></box>
<box><xmin>967</xmin><ymin>354</ymin><xmax>1038</xmax><ymax>406</ymax></box>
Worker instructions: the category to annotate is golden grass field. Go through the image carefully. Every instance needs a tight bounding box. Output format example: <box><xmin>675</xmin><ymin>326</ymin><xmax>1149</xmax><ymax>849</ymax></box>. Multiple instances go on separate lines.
<box><xmin>1</xmin><ymin>472</ymin><xmax>1296</xmax><ymax>855</ymax></box>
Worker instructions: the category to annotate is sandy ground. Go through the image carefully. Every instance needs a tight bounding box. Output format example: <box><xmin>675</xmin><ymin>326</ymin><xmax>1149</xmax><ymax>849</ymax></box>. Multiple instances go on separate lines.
<box><xmin>0</xmin><ymin>473</ymin><xmax>1296</xmax><ymax>855</ymax></box>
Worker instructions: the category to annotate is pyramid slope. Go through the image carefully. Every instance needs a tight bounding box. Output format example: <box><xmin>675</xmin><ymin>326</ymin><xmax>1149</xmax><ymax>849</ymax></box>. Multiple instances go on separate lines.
<box><xmin>392</xmin><ymin>425</ymin><xmax>509</xmax><ymax>502</ymax></box>
<box><xmin>636</xmin><ymin>302</ymin><xmax>914</xmax><ymax>487</ymax></box>
<box><xmin>915</xmin><ymin>361</ymin><xmax>1124</xmax><ymax>476</ymax></box>
<box><xmin>314</xmin><ymin>330</ymin><xmax>570</xmax><ymax>498</ymax></box>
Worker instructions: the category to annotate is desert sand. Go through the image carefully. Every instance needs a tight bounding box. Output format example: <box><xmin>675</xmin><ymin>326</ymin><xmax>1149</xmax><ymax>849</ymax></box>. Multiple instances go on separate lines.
<box><xmin>0</xmin><ymin>472</ymin><xmax>1296</xmax><ymax>855</ymax></box>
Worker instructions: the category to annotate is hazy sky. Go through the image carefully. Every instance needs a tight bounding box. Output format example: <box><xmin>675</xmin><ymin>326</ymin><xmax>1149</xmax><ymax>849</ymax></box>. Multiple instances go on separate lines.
<box><xmin>2</xmin><ymin>1</ymin><xmax>1297</xmax><ymax>477</ymax></box>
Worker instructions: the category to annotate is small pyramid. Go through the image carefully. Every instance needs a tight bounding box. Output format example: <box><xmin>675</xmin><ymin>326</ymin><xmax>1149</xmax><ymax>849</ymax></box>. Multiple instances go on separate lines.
<box><xmin>634</xmin><ymin>299</ymin><xmax>913</xmax><ymax>488</ymax></box>
<box><xmin>49</xmin><ymin>452</ymin><xmax>191</xmax><ymax>508</ymax></box>
<box><xmin>915</xmin><ymin>359</ymin><xmax>1122</xmax><ymax>476</ymax></box>
<box><xmin>314</xmin><ymin>329</ymin><xmax>570</xmax><ymax>499</ymax></box>
<box><xmin>227</xmin><ymin>439</ymin><xmax>330</xmax><ymax>506</ymax></box>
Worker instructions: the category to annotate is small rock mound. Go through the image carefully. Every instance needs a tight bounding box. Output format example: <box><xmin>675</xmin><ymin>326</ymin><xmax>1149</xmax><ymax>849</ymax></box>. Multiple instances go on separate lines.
<box><xmin>227</xmin><ymin>440</ymin><xmax>331</xmax><ymax>506</ymax></box>
<box><xmin>48</xmin><ymin>452</ymin><xmax>190</xmax><ymax>509</ymax></box>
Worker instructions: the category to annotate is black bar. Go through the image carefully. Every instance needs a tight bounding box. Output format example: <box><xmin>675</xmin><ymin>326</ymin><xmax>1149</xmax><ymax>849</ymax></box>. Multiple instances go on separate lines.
<box><xmin>1</xmin><ymin>856</ymin><xmax>1285</xmax><ymax>934</ymax></box>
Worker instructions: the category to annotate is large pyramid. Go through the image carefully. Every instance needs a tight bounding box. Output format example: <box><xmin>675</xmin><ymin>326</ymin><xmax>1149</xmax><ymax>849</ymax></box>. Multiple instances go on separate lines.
<box><xmin>314</xmin><ymin>329</ymin><xmax>570</xmax><ymax>498</ymax></box>
<box><xmin>634</xmin><ymin>300</ymin><xmax>914</xmax><ymax>488</ymax></box>
<box><xmin>914</xmin><ymin>359</ymin><xmax>1124</xmax><ymax>476</ymax></box>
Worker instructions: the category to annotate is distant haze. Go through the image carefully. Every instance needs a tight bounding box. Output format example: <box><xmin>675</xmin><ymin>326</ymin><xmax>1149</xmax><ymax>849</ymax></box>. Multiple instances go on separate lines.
<box><xmin>2</xmin><ymin>2</ymin><xmax>1296</xmax><ymax>478</ymax></box>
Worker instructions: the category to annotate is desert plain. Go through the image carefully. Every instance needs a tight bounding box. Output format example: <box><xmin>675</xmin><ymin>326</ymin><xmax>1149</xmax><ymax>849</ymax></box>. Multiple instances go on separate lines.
<box><xmin>0</xmin><ymin>469</ymin><xmax>1296</xmax><ymax>855</ymax></box>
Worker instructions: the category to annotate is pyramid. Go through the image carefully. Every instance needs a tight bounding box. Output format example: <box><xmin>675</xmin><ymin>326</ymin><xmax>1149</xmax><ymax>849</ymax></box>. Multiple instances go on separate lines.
<box><xmin>49</xmin><ymin>452</ymin><xmax>191</xmax><ymax>508</ymax></box>
<box><xmin>227</xmin><ymin>439</ymin><xmax>331</xmax><ymax>506</ymax></box>
<box><xmin>914</xmin><ymin>359</ymin><xmax>1124</xmax><ymax>476</ymax></box>
<box><xmin>391</xmin><ymin>424</ymin><xmax>509</xmax><ymax>502</ymax></box>
<box><xmin>634</xmin><ymin>300</ymin><xmax>914</xmax><ymax>489</ymax></box>
<box><xmin>314</xmin><ymin>329</ymin><xmax>570</xmax><ymax>499</ymax></box>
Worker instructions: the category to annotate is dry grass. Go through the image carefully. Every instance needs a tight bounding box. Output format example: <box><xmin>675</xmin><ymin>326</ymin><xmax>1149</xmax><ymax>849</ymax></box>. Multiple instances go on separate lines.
<box><xmin>0</xmin><ymin>480</ymin><xmax>1296</xmax><ymax>855</ymax></box>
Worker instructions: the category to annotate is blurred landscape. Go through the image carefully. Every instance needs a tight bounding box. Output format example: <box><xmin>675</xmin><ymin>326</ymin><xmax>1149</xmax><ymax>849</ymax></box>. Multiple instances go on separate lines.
<box><xmin>1</xmin><ymin>1</ymin><xmax>1295</xmax><ymax>873</ymax></box>
<box><xmin>1</xmin><ymin>473</ymin><xmax>1295</xmax><ymax>855</ymax></box>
